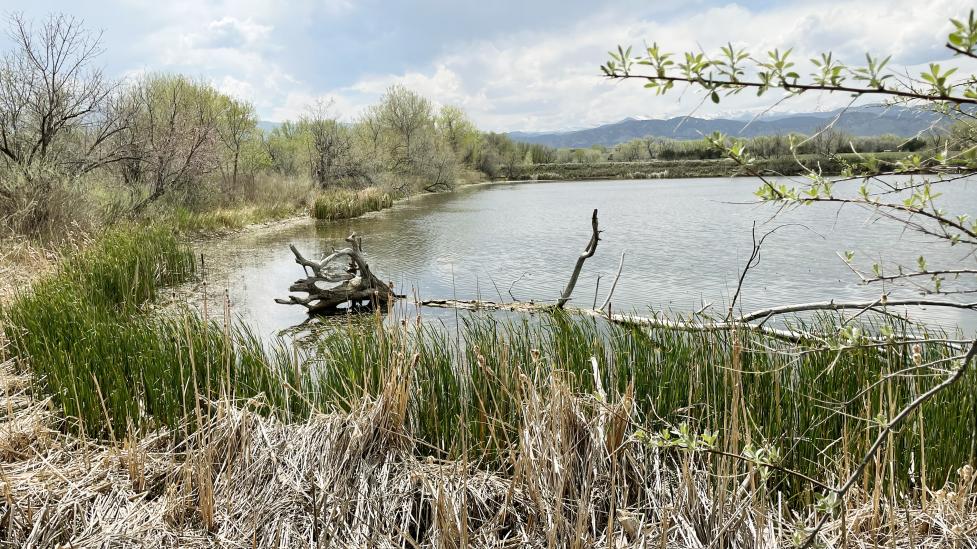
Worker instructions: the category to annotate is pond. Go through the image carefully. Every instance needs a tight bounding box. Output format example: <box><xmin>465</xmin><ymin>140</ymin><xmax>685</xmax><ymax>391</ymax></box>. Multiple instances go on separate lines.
<box><xmin>190</xmin><ymin>177</ymin><xmax>977</xmax><ymax>337</ymax></box>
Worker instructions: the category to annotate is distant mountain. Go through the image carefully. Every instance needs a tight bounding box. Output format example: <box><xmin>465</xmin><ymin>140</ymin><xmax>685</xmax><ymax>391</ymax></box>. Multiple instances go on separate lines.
<box><xmin>257</xmin><ymin>120</ymin><xmax>282</xmax><ymax>133</ymax></box>
<box><xmin>507</xmin><ymin>107</ymin><xmax>947</xmax><ymax>148</ymax></box>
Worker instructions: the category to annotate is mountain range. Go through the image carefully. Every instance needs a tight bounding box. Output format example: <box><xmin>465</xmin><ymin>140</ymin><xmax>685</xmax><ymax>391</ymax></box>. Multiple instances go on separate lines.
<box><xmin>507</xmin><ymin>106</ymin><xmax>947</xmax><ymax>148</ymax></box>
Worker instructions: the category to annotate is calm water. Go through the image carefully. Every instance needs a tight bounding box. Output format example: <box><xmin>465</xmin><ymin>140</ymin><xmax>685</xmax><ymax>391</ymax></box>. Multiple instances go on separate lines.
<box><xmin>191</xmin><ymin>178</ymin><xmax>977</xmax><ymax>336</ymax></box>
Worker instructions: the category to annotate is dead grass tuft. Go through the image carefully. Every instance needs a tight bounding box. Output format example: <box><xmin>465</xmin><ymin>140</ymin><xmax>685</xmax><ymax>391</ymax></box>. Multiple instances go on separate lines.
<box><xmin>1</xmin><ymin>348</ymin><xmax>974</xmax><ymax>547</ymax></box>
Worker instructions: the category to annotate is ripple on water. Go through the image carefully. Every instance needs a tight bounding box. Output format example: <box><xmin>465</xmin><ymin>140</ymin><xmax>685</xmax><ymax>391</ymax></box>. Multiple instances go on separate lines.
<box><xmin>190</xmin><ymin>178</ymin><xmax>977</xmax><ymax>338</ymax></box>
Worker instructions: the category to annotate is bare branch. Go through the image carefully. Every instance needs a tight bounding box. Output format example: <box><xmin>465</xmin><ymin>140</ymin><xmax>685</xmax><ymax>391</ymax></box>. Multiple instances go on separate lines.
<box><xmin>556</xmin><ymin>209</ymin><xmax>600</xmax><ymax>308</ymax></box>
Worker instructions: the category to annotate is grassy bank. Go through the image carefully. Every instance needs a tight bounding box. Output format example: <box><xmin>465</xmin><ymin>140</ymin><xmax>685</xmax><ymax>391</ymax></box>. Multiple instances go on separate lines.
<box><xmin>5</xmin><ymin>357</ymin><xmax>971</xmax><ymax>548</ymax></box>
<box><xmin>3</xmin><ymin>227</ymin><xmax>974</xmax><ymax>499</ymax></box>
<box><xmin>0</xmin><ymin>226</ymin><xmax>318</xmax><ymax>433</ymax></box>
<box><xmin>160</xmin><ymin>204</ymin><xmax>305</xmax><ymax>233</ymax></box>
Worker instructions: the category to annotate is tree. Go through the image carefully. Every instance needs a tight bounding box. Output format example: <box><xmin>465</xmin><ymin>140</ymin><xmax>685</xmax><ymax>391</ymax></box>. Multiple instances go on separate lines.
<box><xmin>0</xmin><ymin>13</ymin><xmax>132</xmax><ymax>230</ymax></box>
<box><xmin>263</xmin><ymin>121</ymin><xmax>306</xmax><ymax>177</ymax></box>
<box><xmin>415</xmin><ymin>133</ymin><xmax>457</xmax><ymax>192</ymax></box>
<box><xmin>301</xmin><ymin>100</ymin><xmax>365</xmax><ymax>187</ymax></box>
<box><xmin>215</xmin><ymin>96</ymin><xmax>258</xmax><ymax>190</ymax></box>
<box><xmin>123</xmin><ymin>74</ymin><xmax>221</xmax><ymax>212</ymax></box>
<box><xmin>436</xmin><ymin>105</ymin><xmax>480</xmax><ymax>165</ymax></box>
<box><xmin>379</xmin><ymin>85</ymin><xmax>433</xmax><ymax>170</ymax></box>
<box><xmin>356</xmin><ymin>104</ymin><xmax>386</xmax><ymax>157</ymax></box>
<box><xmin>613</xmin><ymin>139</ymin><xmax>644</xmax><ymax>162</ymax></box>
<box><xmin>525</xmin><ymin>143</ymin><xmax>557</xmax><ymax>164</ymax></box>
<box><xmin>603</xmin><ymin>9</ymin><xmax>977</xmax><ymax>548</ymax></box>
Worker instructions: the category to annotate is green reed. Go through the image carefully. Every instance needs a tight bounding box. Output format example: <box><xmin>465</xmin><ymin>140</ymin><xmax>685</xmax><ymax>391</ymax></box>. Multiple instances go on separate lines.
<box><xmin>310</xmin><ymin>187</ymin><xmax>393</xmax><ymax>221</ymax></box>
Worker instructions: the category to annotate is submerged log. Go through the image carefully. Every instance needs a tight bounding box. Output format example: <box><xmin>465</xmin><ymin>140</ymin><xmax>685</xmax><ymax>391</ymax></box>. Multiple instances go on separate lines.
<box><xmin>275</xmin><ymin>233</ymin><xmax>395</xmax><ymax>315</ymax></box>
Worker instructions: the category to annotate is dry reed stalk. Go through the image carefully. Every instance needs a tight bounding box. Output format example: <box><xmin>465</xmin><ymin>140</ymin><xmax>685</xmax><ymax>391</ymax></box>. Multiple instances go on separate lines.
<box><xmin>0</xmin><ymin>353</ymin><xmax>974</xmax><ymax>548</ymax></box>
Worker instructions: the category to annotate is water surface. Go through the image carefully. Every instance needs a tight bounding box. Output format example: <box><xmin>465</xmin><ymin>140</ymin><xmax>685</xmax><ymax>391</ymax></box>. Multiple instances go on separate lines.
<box><xmin>191</xmin><ymin>178</ymin><xmax>977</xmax><ymax>336</ymax></box>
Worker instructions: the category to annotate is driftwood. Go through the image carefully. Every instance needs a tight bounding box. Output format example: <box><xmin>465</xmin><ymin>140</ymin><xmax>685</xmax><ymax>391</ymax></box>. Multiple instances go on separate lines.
<box><xmin>419</xmin><ymin>298</ymin><xmax>815</xmax><ymax>341</ymax></box>
<box><xmin>418</xmin><ymin>298</ymin><xmax>971</xmax><ymax>347</ymax></box>
<box><xmin>275</xmin><ymin>233</ymin><xmax>395</xmax><ymax>315</ymax></box>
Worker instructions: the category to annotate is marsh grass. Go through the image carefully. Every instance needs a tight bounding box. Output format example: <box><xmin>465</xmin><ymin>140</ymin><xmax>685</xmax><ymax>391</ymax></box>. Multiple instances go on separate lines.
<box><xmin>3</xmin><ymin>226</ymin><xmax>974</xmax><ymax>507</ymax></box>
<box><xmin>297</xmin><ymin>314</ymin><xmax>974</xmax><ymax>496</ymax></box>
<box><xmin>311</xmin><ymin>187</ymin><xmax>394</xmax><ymax>220</ymax></box>
<box><xmin>2</xmin><ymin>325</ymin><xmax>974</xmax><ymax>547</ymax></box>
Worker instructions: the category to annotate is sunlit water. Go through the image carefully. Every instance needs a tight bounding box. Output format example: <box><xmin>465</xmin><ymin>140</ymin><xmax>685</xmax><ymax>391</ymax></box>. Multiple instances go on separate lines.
<box><xmin>187</xmin><ymin>177</ymin><xmax>977</xmax><ymax>337</ymax></box>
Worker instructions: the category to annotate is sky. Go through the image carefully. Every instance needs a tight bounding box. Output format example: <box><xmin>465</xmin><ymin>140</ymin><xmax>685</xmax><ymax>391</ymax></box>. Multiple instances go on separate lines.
<box><xmin>1</xmin><ymin>0</ymin><xmax>975</xmax><ymax>132</ymax></box>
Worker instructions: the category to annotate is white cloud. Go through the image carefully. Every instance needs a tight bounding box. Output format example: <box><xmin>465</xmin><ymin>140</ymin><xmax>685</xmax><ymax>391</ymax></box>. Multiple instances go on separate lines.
<box><xmin>192</xmin><ymin>17</ymin><xmax>272</xmax><ymax>50</ymax></box>
<box><xmin>314</xmin><ymin>0</ymin><xmax>977</xmax><ymax>131</ymax></box>
<box><xmin>270</xmin><ymin>90</ymin><xmax>373</xmax><ymax>122</ymax></box>
<box><xmin>69</xmin><ymin>0</ymin><xmax>977</xmax><ymax>130</ymax></box>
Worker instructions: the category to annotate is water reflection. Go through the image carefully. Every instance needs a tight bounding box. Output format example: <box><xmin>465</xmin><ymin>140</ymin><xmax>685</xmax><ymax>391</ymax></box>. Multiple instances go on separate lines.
<box><xmin>189</xmin><ymin>178</ymin><xmax>977</xmax><ymax>338</ymax></box>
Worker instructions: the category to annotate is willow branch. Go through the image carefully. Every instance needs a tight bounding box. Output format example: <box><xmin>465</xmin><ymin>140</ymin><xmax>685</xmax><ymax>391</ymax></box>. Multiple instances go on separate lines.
<box><xmin>602</xmin><ymin>72</ymin><xmax>977</xmax><ymax>106</ymax></box>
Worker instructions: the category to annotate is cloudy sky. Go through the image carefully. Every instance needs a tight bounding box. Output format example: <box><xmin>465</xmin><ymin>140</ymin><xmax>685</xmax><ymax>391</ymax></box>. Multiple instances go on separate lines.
<box><xmin>2</xmin><ymin>0</ymin><xmax>975</xmax><ymax>131</ymax></box>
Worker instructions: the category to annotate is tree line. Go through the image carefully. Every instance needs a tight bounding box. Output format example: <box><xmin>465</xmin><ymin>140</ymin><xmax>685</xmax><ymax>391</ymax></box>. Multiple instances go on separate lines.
<box><xmin>0</xmin><ymin>13</ymin><xmax>525</xmax><ymax>237</ymax></box>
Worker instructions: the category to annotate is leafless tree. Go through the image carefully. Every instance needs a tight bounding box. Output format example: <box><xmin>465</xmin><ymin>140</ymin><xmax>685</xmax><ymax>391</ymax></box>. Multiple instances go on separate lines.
<box><xmin>124</xmin><ymin>75</ymin><xmax>220</xmax><ymax>213</ymax></box>
<box><xmin>0</xmin><ymin>13</ymin><xmax>107</xmax><ymax>174</ymax></box>
<box><xmin>0</xmin><ymin>13</ymin><xmax>135</xmax><ymax>230</ymax></box>
<box><xmin>303</xmin><ymin>100</ymin><xmax>359</xmax><ymax>186</ymax></box>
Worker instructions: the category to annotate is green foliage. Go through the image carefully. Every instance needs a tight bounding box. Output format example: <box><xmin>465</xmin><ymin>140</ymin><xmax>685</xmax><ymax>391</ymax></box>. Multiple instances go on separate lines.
<box><xmin>603</xmin><ymin>10</ymin><xmax>977</xmax><ymax>112</ymax></box>
<box><xmin>0</xmin><ymin>16</ymin><xmax>493</xmax><ymax>240</ymax></box>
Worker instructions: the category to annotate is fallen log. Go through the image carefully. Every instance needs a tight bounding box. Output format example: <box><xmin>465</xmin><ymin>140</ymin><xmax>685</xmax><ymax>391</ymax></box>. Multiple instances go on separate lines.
<box><xmin>418</xmin><ymin>298</ymin><xmax>971</xmax><ymax>348</ymax></box>
<box><xmin>276</xmin><ymin>233</ymin><xmax>395</xmax><ymax>315</ymax></box>
<box><xmin>419</xmin><ymin>298</ymin><xmax>814</xmax><ymax>342</ymax></box>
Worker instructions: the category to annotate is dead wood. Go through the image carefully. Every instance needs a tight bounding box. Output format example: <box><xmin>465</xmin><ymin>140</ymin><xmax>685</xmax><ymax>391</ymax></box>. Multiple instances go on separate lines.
<box><xmin>276</xmin><ymin>233</ymin><xmax>395</xmax><ymax>315</ymax></box>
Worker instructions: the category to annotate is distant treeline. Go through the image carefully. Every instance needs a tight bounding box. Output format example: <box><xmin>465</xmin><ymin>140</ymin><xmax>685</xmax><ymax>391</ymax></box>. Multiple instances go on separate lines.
<box><xmin>492</xmin><ymin>129</ymin><xmax>962</xmax><ymax>180</ymax></box>
<box><xmin>504</xmin><ymin>131</ymin><xmax>935</xmax><ymax>165</ymax></box>
<box><xmin>503</xmin><ymin>153</ymin><xmax>913</xmax><ymax>181</ymax></box>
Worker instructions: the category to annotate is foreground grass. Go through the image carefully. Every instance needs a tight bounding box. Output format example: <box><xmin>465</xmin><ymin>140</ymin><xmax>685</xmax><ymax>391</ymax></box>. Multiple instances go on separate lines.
<box><xmin>311</xmin><ymin>187</ymin><xmax>394</xmax><ymax>221</ymax></box>
<box><xmin>5</xmin><ymin>358</ymin><xmax>972</xmax><ymax>548</ymax></box>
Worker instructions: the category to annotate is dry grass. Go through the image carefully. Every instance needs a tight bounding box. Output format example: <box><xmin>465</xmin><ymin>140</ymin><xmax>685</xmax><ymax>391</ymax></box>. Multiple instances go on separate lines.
<box><xmin>0</xmin><ymin>236</ymin><xmax>68</xmax><ymax>305</ymax></box>
<box><xmin>1</xmin><ymin>347</ymin><xmax>974</xmax><ymax>548</ymax></box>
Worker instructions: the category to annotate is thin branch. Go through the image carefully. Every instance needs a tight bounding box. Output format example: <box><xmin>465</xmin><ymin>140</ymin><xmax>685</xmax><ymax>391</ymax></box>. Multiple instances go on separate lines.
<box><xmin>604</xmin><ymin>72</ymin><xmax>977</xmax><ymax>106</ymax></box>
<box><xmin>599</xmin><ymin>251</ymin><xmax>625</xmax><ymax>313</ymax></box>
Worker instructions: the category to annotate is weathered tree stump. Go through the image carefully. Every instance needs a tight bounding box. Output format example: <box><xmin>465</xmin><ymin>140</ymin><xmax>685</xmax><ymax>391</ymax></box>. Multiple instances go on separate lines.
<box><xmin>275</xmin><ymin>233</ymin><xmax>395</xmax><ymax>315</ymax></box>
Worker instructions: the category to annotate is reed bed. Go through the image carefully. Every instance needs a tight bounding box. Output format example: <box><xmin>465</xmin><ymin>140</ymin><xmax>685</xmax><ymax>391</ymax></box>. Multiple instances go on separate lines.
<box><xmin>311</xmin><ymin>187</ymin><xmax>394</xmax><ymax>221</ymax></box>
<box><xmin>1</xmin><ymin>347</ymin><xmax>975</xmax><ymax>547</ymax></box>
<box><xmin>2</xmin><ymin>226</ymin><xmax>976</xmax><ymax>546</ymax></box>
<box><xmin>298</xmin><ymin>315</ymin><xmax>976</xmax><ymax>496</ymax></box>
